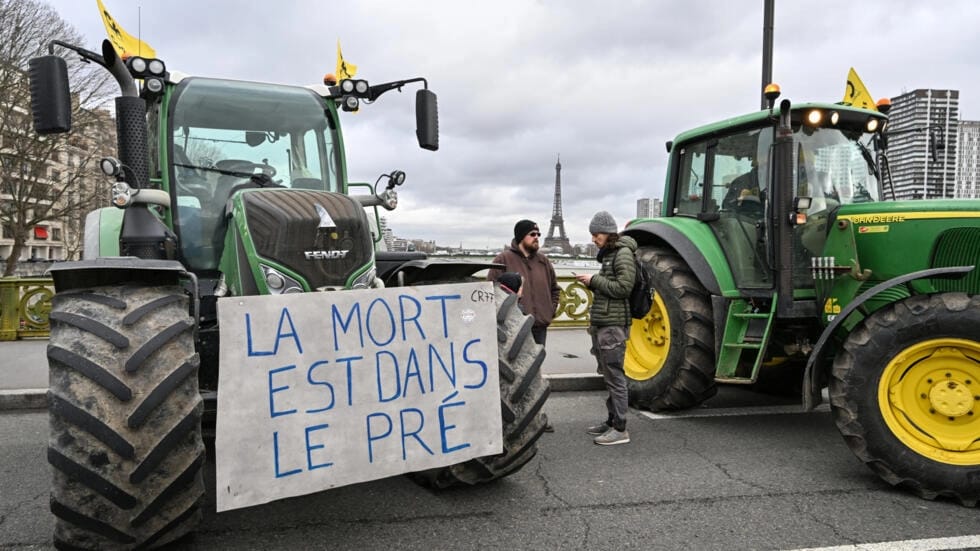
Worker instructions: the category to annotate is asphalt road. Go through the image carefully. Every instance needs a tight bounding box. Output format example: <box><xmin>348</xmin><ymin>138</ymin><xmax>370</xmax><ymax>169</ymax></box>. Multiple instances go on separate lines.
<box><xmin>3</xmin><ymin>388</ymin><xmax>979</xmax><ymax>550</ymax></box>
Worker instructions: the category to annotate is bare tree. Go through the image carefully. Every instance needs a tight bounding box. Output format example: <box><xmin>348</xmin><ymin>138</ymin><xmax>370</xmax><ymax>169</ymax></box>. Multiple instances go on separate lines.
<box><xmin>0</xmin><ymin>0</ymin><xmax>115</xmax><ymax>275</ymax></box>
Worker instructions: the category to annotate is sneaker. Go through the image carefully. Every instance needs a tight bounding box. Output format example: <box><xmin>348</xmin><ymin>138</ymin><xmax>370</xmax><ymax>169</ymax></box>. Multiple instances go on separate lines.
<box><xmin>586</xmin><ymin>422</ymin><xmax>610</xmax><ymax>436</ymax></box>
<box><xmin>594</xmin><ymin>428</ymin><xmax>630</xmax><ymax>446</ymax></box>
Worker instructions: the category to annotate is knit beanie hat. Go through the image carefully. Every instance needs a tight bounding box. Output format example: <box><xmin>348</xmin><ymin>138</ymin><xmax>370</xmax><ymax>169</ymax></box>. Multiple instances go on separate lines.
<box><xmin>514</xmin><ymin>219</ymin><xmax>539</xmax><ymax>242</ymax></box>
<box><xmin>497</xmin><ymin>272</ymin><xmax>522</xmax><ymax>294</ymax></box>
<box><xmin>589</xmin><ymin>211</ymin><xmax>618</xmax><ymax>234</ymax></box>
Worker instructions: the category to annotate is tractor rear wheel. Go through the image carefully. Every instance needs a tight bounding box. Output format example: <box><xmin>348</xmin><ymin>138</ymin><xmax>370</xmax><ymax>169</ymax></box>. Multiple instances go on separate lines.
<box><xmin>47</xmin><ymin>285</ymin><xmax>204</xmax><ymax>549</ymax></box>
<box><xmin>411</xmin><ymin>285</ymin><xmax>550</xmax><ymax>487</ymax></box>
<box><xmin>830</xmin><ymin>293</ymin><xmax>980</xmax><ymax>506</ymax></box>
<box><xmin>626</xmin><ymin>246</ymin><xmax>716</xmax><ymax>411</ymax></box>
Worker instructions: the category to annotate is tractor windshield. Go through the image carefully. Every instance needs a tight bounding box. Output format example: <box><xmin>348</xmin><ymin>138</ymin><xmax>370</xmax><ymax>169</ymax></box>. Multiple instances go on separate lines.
<box><xmin>167</xmin><ymin>77</ymin><xmax>343</xmax><ymax>270</ymax></box>
<box><xmin>794</xmin><ymin>126</ymin><xmax>880</xmax><ymax>215</ymax></box>
<box><xmin>793</xmin><ymin>125</ymin><xmax>881</xmax><ymax>283</ymax></box>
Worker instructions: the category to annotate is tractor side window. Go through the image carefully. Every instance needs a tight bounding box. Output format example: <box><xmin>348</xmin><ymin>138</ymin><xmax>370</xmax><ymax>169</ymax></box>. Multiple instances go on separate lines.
<box><xmin>675</xmin><ymin>143</ymin><xmax>707</xmax><ymax>216</ymax></box>
<box><xmin>288</xmin><ymin>129</ymin><xmax>334</xmax><ymax>191</ymax></box>
<box><xmin>708</xmin><ymin>127</ymin><xmax>773</xmax><ymax>288</ymax></box>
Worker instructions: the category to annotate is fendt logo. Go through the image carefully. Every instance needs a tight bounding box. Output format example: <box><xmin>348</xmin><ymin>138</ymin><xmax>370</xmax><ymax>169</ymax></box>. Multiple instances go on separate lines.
<box><xmin>304</xmin><ymin>250</ymin><xmax>349</xmax><ymax>260</ymax></box>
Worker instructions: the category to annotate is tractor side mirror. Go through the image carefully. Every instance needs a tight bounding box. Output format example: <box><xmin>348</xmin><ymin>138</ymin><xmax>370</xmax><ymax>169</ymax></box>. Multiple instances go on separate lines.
<box><xmin>415</xmin><ymin>88</ymin><xmax>439</xmax><ymax>151</ymax></box>
<box><xmin>245</xmin><ymin>131</ymin><xmax>267</xmax><ymax>147</ymax></box>
<box><xmin>28</xmin><ymin>55</ymin><xmax>72</xmax><ymax>134</ymax></box>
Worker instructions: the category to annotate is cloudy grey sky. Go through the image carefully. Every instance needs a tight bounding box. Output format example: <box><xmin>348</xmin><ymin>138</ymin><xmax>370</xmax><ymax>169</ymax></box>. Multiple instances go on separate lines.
<box><xmin>46</xmin><ymin>0</ymin><xmax>980</xmax><ymax>249</ymax></box>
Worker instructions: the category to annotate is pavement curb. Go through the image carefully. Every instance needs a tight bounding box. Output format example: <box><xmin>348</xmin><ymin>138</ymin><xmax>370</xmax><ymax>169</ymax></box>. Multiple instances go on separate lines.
<box><xmin>544</xmin><ymin>373</ymin><xmax>605</xmax><ymax>392</ymax></box>
<box><xmin>0</xmin><ymin>376</ymin><xmax>605</xmax><ymax>411</ymax></box>
<box><xmin>0</xmin><ymin>389</ymin><xmax>47</xmax><ymax>411</ymax></box>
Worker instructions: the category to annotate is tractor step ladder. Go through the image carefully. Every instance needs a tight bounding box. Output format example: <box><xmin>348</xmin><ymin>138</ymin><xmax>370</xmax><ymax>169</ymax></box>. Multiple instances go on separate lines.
<box><xmin>714</xmin><ymin>295</ymin><xmax>777</xmax><ymax>384</ymax></box>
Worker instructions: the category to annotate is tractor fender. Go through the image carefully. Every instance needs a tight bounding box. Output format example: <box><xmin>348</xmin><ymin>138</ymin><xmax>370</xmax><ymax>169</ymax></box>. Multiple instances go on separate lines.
<box><xmin>47</xmin><ymin>258</ymin><xmax>199</xmax><ymax>334</ymax></box>
<box><xmin>802</xmin><ymin>264</ymin><xmax>975</xmax><ymax>410</ymax></box>
<box><xmin>623</xmin><ymin>220</ymin><xmax>729</xmax><ymax>295</ymax></box>
<box><xmin>380</xmin><ymin>256</ymin><xmax>503</xmax><ymax>286</ymax></box>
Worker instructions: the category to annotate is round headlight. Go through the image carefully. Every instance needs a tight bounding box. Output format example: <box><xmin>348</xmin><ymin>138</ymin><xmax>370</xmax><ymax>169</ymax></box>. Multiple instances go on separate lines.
<box><xmin>145</xmin><ymin>78</ymin><xmax>164</xmax><ymax>93</ymax></box>
<box><xmin>806</xmin><ymin>110</ymin><xmax>822</xmax><ymax>126</ymax></box>
<box><xmin>829</xmin><ymin>111</ymin><xmax>840</xmax><ymax>125</ymax></box>
<box><xmin>100</xmin><ymin>157</ymin><xmax>120</xmax><ymax>176</ymax></box>
<box><xmin>147</xmin><ymin>59</ymin><xmax>165</xmax><ymax>75</ymax></box>
<box><xmin>130</xmin><ymin>57</ymin><xmax>147</xmax><ymax>73</ymax></box>
<box><xmin>265</xmin><ymin>272</ymin><xmax>285</xmax><ymax>290</ymax></box>
<box><xmin>340</xmin><ymin>79</ymin><xmax>355</xmax><ymax>93</ymax></box>
<box><xmin>866</xmin><ymin>118</ymin><xmax>880</xmax><ymax>133</ymax></box>
<box><xmin>354</xmin><ymin>80</ymin><xmax>369</xmax><ymax>94</ymax></box>
<box><xmin>344</xmin><ymin>96</ymin><xmax>359</xmax><ymax>110</ymax></box>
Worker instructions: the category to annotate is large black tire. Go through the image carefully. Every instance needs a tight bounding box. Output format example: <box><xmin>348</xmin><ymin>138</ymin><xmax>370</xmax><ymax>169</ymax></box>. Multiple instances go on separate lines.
<box><xmin>411</xmin><ymin>285</ymin><xmax>551</xmax><ymax>488</ymax></box>
<box><xmin>47</xmin><ymin>285</ymin><xmax>205</xmax><ymax>549</ymax></box>
<box><xmin>830</xmin><ymin>293</ymin><xmax>980</xmax><ymax>507</ymax></box>
<box><xmin>625</xmin><ymin>246</ymin><xmax>717</xmax><ymax>411</ymax></box>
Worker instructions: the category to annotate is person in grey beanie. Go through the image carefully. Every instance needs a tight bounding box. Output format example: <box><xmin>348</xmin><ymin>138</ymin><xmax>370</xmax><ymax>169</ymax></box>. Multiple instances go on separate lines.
<box><xmin>575</xmin><ymin>210</ymin><xmax>636</xmax><ymax>445</ymax></box>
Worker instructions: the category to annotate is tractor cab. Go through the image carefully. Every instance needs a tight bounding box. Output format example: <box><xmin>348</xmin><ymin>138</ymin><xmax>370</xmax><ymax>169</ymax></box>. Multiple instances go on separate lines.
<box><xmin>162</xmin><ymin>77</ymin><xmax>346</xmax><ymax>272</ymax></box>
<box><xmin>666</xmin><ymin>101</ymin><xmax>886</xmax><ymax>291</ymax></box>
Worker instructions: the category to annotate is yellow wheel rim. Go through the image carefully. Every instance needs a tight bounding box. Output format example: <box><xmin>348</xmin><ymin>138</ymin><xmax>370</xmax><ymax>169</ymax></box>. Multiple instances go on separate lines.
<box><xmin>625</xmin><ymin>292</ymin><xmax>670</xmax><ymax>381</ymax></box>
<box><xmin>878</xmin><ymin>338</ymin><xmax>980</xmax><ymax>465</ymax></box>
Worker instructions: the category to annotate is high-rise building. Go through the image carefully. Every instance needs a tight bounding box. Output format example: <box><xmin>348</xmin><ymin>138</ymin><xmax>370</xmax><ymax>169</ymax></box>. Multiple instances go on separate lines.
<box><xmin>636</xmin><ymin>197</ymin><xmax>662</xmax><ymax>218</ymax></box>
<box><xmin>955</xmin><ymin>120</ymin><xmax>980</xmax><ymax>199</ymax></box>
<box><xmin>885</xmin><ymin>89</ymin><xmax>959</xmax><ymax>199</ymax></box>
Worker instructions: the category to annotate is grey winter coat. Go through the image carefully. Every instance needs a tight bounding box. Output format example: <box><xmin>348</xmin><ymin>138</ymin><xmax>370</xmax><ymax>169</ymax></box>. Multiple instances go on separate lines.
<box><xmin>588</xmin><ymin>235</ymin><xmax>637</xmax><ymax>327</ymax></box>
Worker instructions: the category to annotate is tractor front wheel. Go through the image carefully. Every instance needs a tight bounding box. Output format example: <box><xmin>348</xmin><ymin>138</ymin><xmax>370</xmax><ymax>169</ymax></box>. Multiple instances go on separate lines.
<box><xmin>47</xmin><ymin>285</ymin><xmax>204</xmax><ymax>549</ymax></box>
<box><xmin>411</xmin><ymin>284</ymin><xmax>550</xmax><ymax>488</ymax></box>
<box><xmin>626</xmin><ymin>246</ymin><xmax>716</xmax><ymax>411</ymax></box>
<box><xmin>830</xmin><ymin>293</ymin><xmax>980</xmax><ymax>506</ymax></box>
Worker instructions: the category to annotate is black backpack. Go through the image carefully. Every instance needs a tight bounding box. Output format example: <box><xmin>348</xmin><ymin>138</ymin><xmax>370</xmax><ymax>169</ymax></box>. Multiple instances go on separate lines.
<box><xmin>629</xmin><ymin>257</ymin><xmax>653</xmax><ymax>319</ymax></box>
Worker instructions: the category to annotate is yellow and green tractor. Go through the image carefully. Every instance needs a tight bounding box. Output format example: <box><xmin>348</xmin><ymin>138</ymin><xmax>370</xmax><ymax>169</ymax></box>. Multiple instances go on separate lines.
<box><xmin>623</xmin><ymin>87</ymin><xmax>980</xmax><ymax>506</ymax></box>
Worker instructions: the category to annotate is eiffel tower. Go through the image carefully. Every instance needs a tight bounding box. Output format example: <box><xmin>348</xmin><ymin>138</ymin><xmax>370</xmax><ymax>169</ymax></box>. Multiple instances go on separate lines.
<box><xmin>544</xmin><ymin>155</ymin><xmax>572</xmax><ymax>254</ymax></box>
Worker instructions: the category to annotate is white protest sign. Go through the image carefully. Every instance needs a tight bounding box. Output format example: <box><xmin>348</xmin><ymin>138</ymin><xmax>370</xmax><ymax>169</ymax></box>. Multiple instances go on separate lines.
<box><xmin>214</xmin><ymin>282</ymin><xmax>501</xmax><ymax>512</ymax></box>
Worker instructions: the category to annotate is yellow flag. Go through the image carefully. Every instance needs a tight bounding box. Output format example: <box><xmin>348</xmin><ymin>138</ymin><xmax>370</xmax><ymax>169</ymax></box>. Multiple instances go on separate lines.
<box><xmin>96</xmin><ymin>0</ymin><xmax>156</xmax><ymax>59</ymax></box>
<box><xmin>336</xmin><ymin>40</ymin><xmax>358</xmax><ymax>81</ymax></box>
<box><xmin>843</xmin><ymin>67</ymin><xmax>875</xmax><ymax>110</ymax></box>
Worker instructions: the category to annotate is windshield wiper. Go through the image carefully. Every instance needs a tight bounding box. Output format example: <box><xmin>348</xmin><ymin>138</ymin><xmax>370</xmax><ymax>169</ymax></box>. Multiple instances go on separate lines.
<box><xmin>856</xmin><ymin>141</ymin><xmax>881</xmax><ymax>182</ymax></box>
<box><xmin>174</xmin><ymin>163</ymin><xmax>254</xmax><ymax>179</ymax></box>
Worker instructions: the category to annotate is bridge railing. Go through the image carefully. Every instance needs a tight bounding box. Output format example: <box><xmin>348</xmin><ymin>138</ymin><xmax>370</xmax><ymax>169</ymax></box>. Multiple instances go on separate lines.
<box><xmin>552</xmin><ymin>275</ymin><xmax>593</xmax><ymax>328</ymax></box>
<box><xmin>0</xmin><ymin>274</ymin><xmax>594</xmax><ymax>341</ymax></box>
<box><xmin>0</xmin><ymin>277</ymin><xmax>54</xmax><ymax>341</ymax></box>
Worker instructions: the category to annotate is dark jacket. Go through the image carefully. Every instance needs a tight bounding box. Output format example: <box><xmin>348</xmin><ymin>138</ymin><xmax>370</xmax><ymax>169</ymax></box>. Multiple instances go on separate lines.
<box><xmin>487</xmin><ymin>244</ymin><xmax>560</xmax><ymax>329</ymax></box>
<box><xmin>589</xmin><ymin>235</ymin><xmax>637</xmax><ymax>327</ymax></box>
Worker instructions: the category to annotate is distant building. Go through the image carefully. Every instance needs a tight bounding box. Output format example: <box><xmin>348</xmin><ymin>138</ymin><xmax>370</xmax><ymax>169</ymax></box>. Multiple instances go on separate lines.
<box><xmin>577</xmin><ymin>242</ymin><xmax>598</xmax><ymax>257</ymax></box>
<box><xmin>955</xmin><ymin>120</ymin><xmax>980</xmax><ymax>199</ymax></box>
<box><xmin>0</xmin><ymin>101</ymin><xmax>114</xmax><ymax>263</ymax></box>
<box><xmin>636</xmin><ymin>197</ymin><xmax>662</xmax><ymax>218</ymax></box>
<box><xmin>886</xmin><ymin>89</ymin><xmax>959</xmax><ymax>199</ymax></box>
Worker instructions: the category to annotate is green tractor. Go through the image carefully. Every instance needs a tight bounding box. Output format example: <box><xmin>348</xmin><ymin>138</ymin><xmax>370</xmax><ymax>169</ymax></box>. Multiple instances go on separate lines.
<box><xmin>29</xmin><ymin>40</ymin><xmax>549</xmax><ymax>549</ymax></box>
<box><xmin>623</xmin><ymin>86</ymin><xmax>980</xmax><ymax>505</ymax></box>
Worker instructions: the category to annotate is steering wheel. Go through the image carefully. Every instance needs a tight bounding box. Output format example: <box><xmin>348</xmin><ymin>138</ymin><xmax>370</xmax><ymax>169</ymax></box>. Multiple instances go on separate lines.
<box><xmin>735</xmin><ymin>195</ymin><xmax>764</xmax><ymax>219</ymax></box>
<box><xmin>215</xmin><ymin>159</ymin><xmax>277</xmax><ymax>178</ymax></box>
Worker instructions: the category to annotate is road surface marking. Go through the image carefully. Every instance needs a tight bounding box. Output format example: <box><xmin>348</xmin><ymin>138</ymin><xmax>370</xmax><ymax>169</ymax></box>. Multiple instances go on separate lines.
<box><xmin>638</xmin><ymin>403</ymin><xmax>830</xmax><ymax>420</ymax></box>
<box><xmin>787</xmin><ymin>534</ymin><xmax>980</xmax><ymax>551</ymax></box>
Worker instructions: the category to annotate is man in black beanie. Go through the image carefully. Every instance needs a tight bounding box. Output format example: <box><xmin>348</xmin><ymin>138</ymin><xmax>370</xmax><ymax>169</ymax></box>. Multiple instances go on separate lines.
<box><xmin>488</xmin><ymin>219</ymin><xmax>560</xmax><ymax>432</ymax></box>
<box><xmin>488</xmin><ymin>219</ymin><xmax>560</xmax><ymax>346</ymax></box>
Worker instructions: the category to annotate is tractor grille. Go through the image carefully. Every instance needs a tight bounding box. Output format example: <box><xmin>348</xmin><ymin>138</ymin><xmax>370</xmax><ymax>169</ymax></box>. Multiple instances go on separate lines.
<box><xmin>930</xmin><ymin>227</ymin><xmax>980</xmax><ymax>294</ymax></box>
<box><xmin>241</xmin><ymin>190</ymin><xmax>374</xmax><ymax>289</ymax></box>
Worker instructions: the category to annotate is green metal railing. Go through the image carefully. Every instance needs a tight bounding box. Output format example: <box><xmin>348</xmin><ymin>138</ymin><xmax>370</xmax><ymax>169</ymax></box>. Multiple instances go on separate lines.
<box><xmin>0</xmin><ymin>274</ymin><xmax>592</xmax><ymax>341</ymax></box>
<box><xmin>0</xmin><ymin>277</ymin><xmax>54</xmax><ymax>340</ymax></box>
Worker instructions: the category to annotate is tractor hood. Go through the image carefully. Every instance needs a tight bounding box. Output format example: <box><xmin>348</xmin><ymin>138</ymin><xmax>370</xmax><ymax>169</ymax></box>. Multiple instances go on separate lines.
<box><xmin>228</xmin><ymin>188</ymin><xmax>375</xmax><ymax>292</ymax></box>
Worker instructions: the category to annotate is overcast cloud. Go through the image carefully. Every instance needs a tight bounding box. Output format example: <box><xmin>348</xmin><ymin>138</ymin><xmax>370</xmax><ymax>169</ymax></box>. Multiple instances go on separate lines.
<box><xmin>46</xmin><ymin>0</ymin><xmax>980</xmax><ymax>249</ymax></box>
